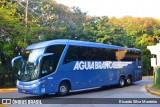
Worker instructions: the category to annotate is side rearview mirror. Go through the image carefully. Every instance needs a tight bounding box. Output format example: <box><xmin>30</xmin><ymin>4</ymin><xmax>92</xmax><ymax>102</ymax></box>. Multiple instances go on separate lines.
<box><xmin>11</xmin><ymin>56</ymin><xmax>24</xmax><ymax>67</ymax></box>
<box><xmin>34</xmin><ymin>53</ymin><xmax>54</xmax><ymax>67</ymax></box>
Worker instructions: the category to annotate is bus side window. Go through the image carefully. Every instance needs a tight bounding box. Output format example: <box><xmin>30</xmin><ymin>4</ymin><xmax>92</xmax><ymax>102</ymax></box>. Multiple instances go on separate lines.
<box><xmin>80</xmin><ymin>46</ymin><xmax>92</xmax><ymax>61</ymax></box>
<box><xmin>41</xmin><ymin>56</ymin><xmax>53</xmax><ymax>77</ymax></box>
<box><xmin>41</xmin><ymin>45</ymin><xmax>65</xmax><ymax>77</ymax></box>
<box><xmin>63</xmin><ymin>46</ymin><xmax>80</xmax><ymax>64</ymax></box>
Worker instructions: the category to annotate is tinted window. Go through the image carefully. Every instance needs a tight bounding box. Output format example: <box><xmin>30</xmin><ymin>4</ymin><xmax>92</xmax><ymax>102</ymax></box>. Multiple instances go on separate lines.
<box><xmin>64</xmin><ymin>45</ymin><xmax>141</xmax><ymax>63</ymax></box>
<box><xmin>41</xmin><ymin>45</ymin><xmax>65</xmax><ymax>77</ymax></box>
<box><xmin>116</xmin><ymin>50</ymin><xmax>141</xmax><ymax>61</ymax></box>
<box><xmin>63</xmin><ymin>45</ymin><xmax>117</xmax><ymax>64</ymax></box>
<box><xmin>63</xmin><ymin>46</ymin><xmax>80</xmax><ymax>64</ymax></box>
<box><xmin>80</xmin><ymin>47</ymin><xmax>117</xmax><ymax>61</ymax></box>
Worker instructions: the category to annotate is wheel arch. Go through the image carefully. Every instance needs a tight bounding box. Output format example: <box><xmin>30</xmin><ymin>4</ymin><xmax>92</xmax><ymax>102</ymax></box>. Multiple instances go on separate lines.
<box><xmin>119</xmin><ymin>74</ymin><xmax>126</xmax><ymax>79</ymax></box>
<box><xmin>58</xmin><ymin>78</ymin><xmax>72</xmax><ymax>90</ymax></box>
<box><xmin>127</xmin><ymin>74</ymin><xmax>133</xmax><ymax>79</ymax></box>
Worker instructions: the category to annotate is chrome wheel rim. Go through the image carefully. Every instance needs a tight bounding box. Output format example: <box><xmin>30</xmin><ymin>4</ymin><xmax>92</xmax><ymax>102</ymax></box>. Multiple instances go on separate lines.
<box><xmin>120</xmin><ymin>79</ymin><xmax>124</xmax><ymax>86</ymax></box>
<box><xmin>127</xmin><ymin>78</ymin><xmax>131</xmax><ymax>84</ymax></box>
<box><xmin>60</xmin><ymin>85</ymin><xmax>67</xmax><ymax>93</ymax></box>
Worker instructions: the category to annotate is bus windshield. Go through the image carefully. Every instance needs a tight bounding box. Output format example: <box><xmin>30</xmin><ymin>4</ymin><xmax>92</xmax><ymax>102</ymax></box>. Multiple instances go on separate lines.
<box><xmin>18</xmin><ymin>48</ymin><xmax>45</xmax><ymax>81</ymax></box>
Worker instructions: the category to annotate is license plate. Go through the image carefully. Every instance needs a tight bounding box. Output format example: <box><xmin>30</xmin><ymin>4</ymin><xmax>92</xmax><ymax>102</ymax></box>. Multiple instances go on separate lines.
<box><xmin>22</xmin><ymin>90</ymin><xmax>26</xmax><ymax>93</ymax></box>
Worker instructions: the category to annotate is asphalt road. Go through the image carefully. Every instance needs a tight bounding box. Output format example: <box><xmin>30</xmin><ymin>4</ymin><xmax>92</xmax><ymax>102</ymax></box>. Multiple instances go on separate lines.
<box><xmin>0</xmin><ymin>77</ymin><xmax>160</xmax><ymax>107</ymax></box>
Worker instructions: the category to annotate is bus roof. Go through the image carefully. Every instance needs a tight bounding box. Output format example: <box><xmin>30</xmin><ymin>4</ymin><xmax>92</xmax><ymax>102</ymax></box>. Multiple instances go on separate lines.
<box><xmin>26</xmin><ymin>39</ymin><xmax>141</xmax><ymax>51</ymax></box>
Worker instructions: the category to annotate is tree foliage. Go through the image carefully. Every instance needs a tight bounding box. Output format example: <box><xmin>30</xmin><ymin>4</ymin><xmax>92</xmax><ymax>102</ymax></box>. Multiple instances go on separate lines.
<box><xmin>0</xmin><ymin>0</ymin><xmax>160</xmax><ymax>75</ymax></box>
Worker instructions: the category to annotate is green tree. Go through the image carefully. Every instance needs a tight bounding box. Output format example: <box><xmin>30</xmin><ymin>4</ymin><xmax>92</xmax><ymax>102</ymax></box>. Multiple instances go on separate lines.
<box><xmin>0</xmin><ymin>1</ymin><xmax>24</xmax><ymax>68</ymax></box>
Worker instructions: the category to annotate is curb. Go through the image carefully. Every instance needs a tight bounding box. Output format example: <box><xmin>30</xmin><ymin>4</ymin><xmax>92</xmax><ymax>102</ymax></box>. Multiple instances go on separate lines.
<box><xmin>146</xmin><ymin>85</ymin><xmax>160</xmax><ymax>96</ymax></box>
<box><xmin>0</xmin><ymin>88</ymin><xmax>17</xmax><ymax>93</ymax></box>
<box><xmin>142</xmin><ymin>76</ymin><xmax>153</xmax><ymax>78</ymax></box>
<box><xmin>0</xmin><ymin>104</ymin><xmax>7</xmax><ymax>107</ymax></box>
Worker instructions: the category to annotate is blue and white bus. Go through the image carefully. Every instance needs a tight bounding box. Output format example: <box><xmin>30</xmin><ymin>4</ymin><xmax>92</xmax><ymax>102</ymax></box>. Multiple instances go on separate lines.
<box><xmin>11</xmin><ymin>39</ymin><xmax>142</xmax><ymax>96</ymax></box>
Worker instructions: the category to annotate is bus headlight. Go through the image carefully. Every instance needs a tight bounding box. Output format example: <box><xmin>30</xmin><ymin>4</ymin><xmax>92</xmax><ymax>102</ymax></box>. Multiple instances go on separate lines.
<box><xmin>30</xmin><ymin>80</ymin><xmax>45</xmax><ymax>88</ymax></box>
<box><xmin>31</xmin><ymin>82</ymin><xmax>40</xmax><ymax>87</ymax></box>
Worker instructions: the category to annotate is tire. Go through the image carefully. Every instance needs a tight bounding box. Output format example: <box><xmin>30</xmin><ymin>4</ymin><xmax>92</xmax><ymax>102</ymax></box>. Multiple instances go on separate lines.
<box><xmin>119</xmin><ymin>77</ymin><xmax>125</xmax><ymax>88</ymax></box>
<box><xmin>126</xmin><ymin>76</ymin><xmax>132</xmax><ymax>86</ymax></box>
<box><xmin>57</xmin><ymin>82</ymin><xmax>70</xmax><ymax>96</ymax></box>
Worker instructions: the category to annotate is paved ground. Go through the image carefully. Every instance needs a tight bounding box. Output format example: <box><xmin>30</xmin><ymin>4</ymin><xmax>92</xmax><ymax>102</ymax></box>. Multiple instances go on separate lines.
<box><xmin>0</xmin><ymin>77</ymin><xmax>159</xmax><ymax>107</ymax></box>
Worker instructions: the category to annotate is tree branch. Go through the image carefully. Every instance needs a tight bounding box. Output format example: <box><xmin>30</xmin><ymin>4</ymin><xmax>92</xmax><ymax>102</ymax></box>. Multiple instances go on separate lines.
<box><xmin>12</xmin><ymin>0</ymin><xmax>26</xmax><ymax>8</ymax></box>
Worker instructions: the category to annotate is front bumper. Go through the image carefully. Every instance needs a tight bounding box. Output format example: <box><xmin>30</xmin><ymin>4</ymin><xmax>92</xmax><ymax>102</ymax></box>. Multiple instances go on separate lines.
<box><xmin>17</xmin><ymin>85</ymin><xmax>42</xmax><ymax>95</ymax></box>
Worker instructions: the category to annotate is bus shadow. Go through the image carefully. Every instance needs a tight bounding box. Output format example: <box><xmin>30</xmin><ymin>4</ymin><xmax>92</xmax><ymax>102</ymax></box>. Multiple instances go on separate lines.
<box><xmin>22</xmin><ymin>84</ymin><xmax>137</xmax><ymax>99</ymax></box>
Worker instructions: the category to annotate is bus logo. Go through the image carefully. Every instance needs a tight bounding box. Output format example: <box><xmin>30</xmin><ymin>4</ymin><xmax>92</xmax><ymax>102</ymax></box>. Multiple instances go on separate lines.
<box><xmin>73</xmin><ymin>61</ymin><xmax>132</xmax><ymax>70</ymax></box>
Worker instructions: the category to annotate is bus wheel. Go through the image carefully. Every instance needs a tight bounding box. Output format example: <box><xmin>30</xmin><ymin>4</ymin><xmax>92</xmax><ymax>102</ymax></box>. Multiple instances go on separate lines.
<box><xmin>57</xmin><ymin>82</ymin><xmax>70</xmax><ymax>96</ymax></box>
<box><xmin>119</xmin><ymin>77</ymin><xmax>125</xmax><ymax>88</ymax></box>
<box><xmin>126</xmin><ymin>76</ymin><xmax>132</xmax><ymax>86</ymax></box>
